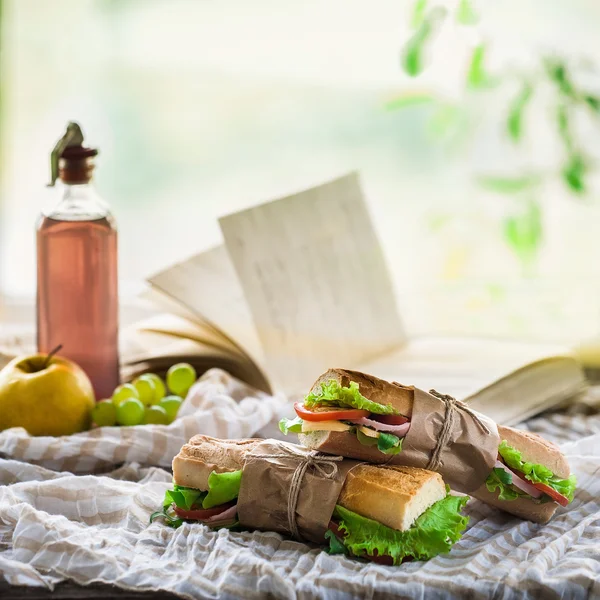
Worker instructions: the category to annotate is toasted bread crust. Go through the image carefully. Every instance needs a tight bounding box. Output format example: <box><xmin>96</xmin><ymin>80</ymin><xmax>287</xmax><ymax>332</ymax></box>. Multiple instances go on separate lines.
<box><xmin>471</xmin><ymin>482</ymin><xmax>558</xmax><ymax>524</ymax></box>
<box><xmin>338</xmin><ymin>465</ymin><xmax>446</xmax><ymax>531</ymax></box>
<box><xmin>310</xmin><ymin>369</ymin><xmax>414</xmax><ymax>417</ymax></box>
<box><xmin>340</xmin><ymin>465</ymin><xmax>443</xmax><ymax>501</ymax></box>
<box><xmin>172</xmin><ymin>435</ymin><xmax>261</xmax><ymax>490</ymax></box>
<box><xmin>498</xmin><ymin>425</ymin><xmax>570</xmax><ymax>479</ymax></box>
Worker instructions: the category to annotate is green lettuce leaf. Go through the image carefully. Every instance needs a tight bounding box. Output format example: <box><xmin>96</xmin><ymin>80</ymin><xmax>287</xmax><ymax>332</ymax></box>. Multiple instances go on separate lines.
<box><xmin>202</xmin><ymin>470</ymin><xmax>242</xmax><ymax>509</ymax></box>
<box><xmin>164</xmin><ymin>484</ymin><xmax>206</xmax><ymax>510</ymax></box>
<box><xmin>304</xmin><ymin>380</ymin><xmax>399</xmax><ymax>415</ymax></box>
<box><xmin>355</xmin><ymin>428</ymin><xmax>379</xmax><ymax>447</ymax></box>
<box><xmin>279</xmin><ymin>416</ymin><xmax>303</xmax><ymax>435</ymax></box>
<box><xmin>355</xmin><ymin>428</ymin><xmax>403</xmax><ymax>455</ymax></box>
<box><xmin>324</xmin><ymin>529</ymin><xmax>348</xmax><ymax>555</ymax></box>
<box><xmin>150</xmin><ymin>507</ymin><xmax>183</xmax><ymax>529</ymax></box>
<box><xmin>333</xmin><ymin>491</ymin><xmax>468</xmax><ymax>564</ymax></box>
<box><xmin>550</xmin><ymin>475</ymin><xmax>577</xmax><ymax>501</ymax></box>
<box><xmin>154</xmin><ymin>470</ymin><xmax>244</xmax><ymax>529</ymax></box>
<box><xmin>498</xmin><ymin>441</ymin><xmax>576</xmax><ymax>502</ymax></box>
<box><xmin>377</xmin><ymin>432</ymin><xmax>403</xmax><ymax>455</ymax></box>
<box><xmin>485</xmin><ymin>467</ymin><xmax>526</xmax><ymax>501</ymax></box>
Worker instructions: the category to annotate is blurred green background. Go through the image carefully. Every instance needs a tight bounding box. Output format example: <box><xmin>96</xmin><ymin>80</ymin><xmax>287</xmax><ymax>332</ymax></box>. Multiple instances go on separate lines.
<box><xmin>1</xmin><ymin>0</ymin><xmax>600</xmax><ymax>343</ymax></box>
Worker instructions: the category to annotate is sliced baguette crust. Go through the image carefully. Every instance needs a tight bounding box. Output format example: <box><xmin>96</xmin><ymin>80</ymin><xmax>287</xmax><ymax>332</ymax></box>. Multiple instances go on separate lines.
<box><xmin>310</xmin><ymin>369</ymin><xmax>414</xmax><ymax>417</ymax></box>
<box><xmin>498</xmin><ymin>425</ymin><xmax>570</xmax><ymax>479</ymax></box>
<box><xmin>472</xmin><ymin>483</ymin><xmax>558</xmax><ymax>524</ymax></box>
<box><xmin>338</xmin><ymin>465</ymin><xmax>445</xmax><ymax>531</ymax></box>
<box><xmin>172</xmin><ymin>435</ymin><xmax>261</xmax><ymax>491</ymax></box>
<box><xmin>299</xmin><ymin>429</ymin><xmax>566</xmax><ymax>523</ymax></box>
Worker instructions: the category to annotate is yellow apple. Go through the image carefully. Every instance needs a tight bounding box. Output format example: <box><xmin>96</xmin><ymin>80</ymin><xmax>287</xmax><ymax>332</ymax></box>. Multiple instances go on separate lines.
<box><xmin>0</xmin><ymin>353</ymin><xmax>95</xmax><ymax>436</ymax></box>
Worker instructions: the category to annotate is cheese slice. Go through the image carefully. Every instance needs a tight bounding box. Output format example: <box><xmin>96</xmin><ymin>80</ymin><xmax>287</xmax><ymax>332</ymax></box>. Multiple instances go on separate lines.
<box><xmin>301</xmin><ymin>420</ymin><xmax>352</xmax><ymax>433</ymax></box>
<box><xmin>358</xmin><ymin>425</ymin><xmax>380</xmax><ymax>439</ymax></box>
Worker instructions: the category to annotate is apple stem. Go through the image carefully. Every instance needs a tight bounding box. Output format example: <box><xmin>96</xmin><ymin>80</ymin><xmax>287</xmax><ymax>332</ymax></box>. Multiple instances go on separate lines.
<box><xmin>43</xmin><ymin>344</ymin><xmax>63</xmax><ymax>369</ymax></box>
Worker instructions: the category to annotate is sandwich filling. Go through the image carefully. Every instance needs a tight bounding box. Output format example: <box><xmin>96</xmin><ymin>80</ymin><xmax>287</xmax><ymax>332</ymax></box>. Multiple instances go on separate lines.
<box><xmin>325</xmin><ymin>488</ymin><xmax>469</xmax><ymax>565</ymax></box>
<box><xmin>152</xmin><ymin>465</ymin><xmax>468</xmax><ymax>565</ymax></box>
<box><xmin>150</xmin><ymin>469</ymin><xmax>242</xmax><ymax>529</ymax></box>
<box><xmin>485</xmin><ymin>441</ymin><xmax>576</xmax><ymax>507</ymax></box>
<box><xmin>280</xmin><ymin>380</ymin><xmax>410</xmax><ymax>455</ymax></box>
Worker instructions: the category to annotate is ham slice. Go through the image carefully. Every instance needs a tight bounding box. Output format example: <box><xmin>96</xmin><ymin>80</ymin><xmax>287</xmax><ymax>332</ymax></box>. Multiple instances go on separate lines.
<box><xmin>202</xmin><ymin>503</ymin><xmax>238</xmax><ymax>523</ymax></box>
<box><xmin>494</xmin><ymin>460</ymin><xmax>542</xmax><ymax>498</ymax></box>
<box><xmin>348</xmin><ymin>417</ymin><xmax>411</xmax><ymax>436</ymax></box>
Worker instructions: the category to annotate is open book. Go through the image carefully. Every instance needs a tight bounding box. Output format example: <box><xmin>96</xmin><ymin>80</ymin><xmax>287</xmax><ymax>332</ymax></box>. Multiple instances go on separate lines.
<box><xmin>121</xmin><ymin>173</ymin><xmax>587</xmax><ymax>425</ymax></box>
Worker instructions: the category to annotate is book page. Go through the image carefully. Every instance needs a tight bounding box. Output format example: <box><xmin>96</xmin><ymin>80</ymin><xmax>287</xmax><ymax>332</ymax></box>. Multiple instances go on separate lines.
<box><xmin>361</xmin><ymin>336</ymin><xmax>574</xmax><ymax>400</ymax></box>
<box><xmin>360</xmin><ymin>336</ymin><xmax>584</xmax><ymax>424</ymax></box>
<box><xmin>219</xmin><ymin>172</ymin><xmax>406</xmax><ymax>394</ymax></box>
<box><xmin>147</xmin><ymin>245</ymin><xmax>265</xmax><ymax>371</ymax></box>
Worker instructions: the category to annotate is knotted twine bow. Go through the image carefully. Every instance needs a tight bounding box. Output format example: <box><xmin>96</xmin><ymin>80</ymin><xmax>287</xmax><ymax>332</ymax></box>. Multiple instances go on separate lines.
<box><xmin>426</xmin><ymin>389</ymin><xmax>491</xmax><ymax>472</ymax></box>
<box><xmin>247</xmin><ymin>443</ymin><xmax>344</xmax><ymax>541</ymax></box>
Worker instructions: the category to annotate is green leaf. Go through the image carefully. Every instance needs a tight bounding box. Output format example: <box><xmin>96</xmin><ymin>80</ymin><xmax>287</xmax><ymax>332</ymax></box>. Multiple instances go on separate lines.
<box><xmin>304</xmin><ymin>380</ymin><xmax>399</xmax><ymax>415</ymax></box>
<box><xmin>456</xmin><ymin>0</ymin><xmax>479</xmax><ymax>25</ymax></box>
<box><xmin>507</xmin><ymin>82</ymin><xmax>534</xmax><ymax>142</ymax></box>
<box><xmin>467</xmin><ymin>44</ymin><xmax>488</xmax><ymax>89</ymax></box>
<box><xmin>385</xmin><ymin>93</ymin><xmax>435</xmax><ymax>110</ymax></box>
<box><xmin>377</xmin><ymin>432</ymin><xmax>403</xmax><ymax>455</ymax></box>
<box><xmin>164</xmin><ymin>484</ymin><xmax>205</xmax><ymax>510</ymax></box>
<box><xmin>325</xmin><ymin>529</ymin><xmax>348</xmax><ymax>555</ymax></box>
<box><xmin>503</xmin><ymin>200</ymin><xmax>543</xmax><ymax>263</ymax></box>
<box><xmin>498</xmin><ymin>441</ymin><xmax>577</xmax><ymax>501</ymax></box>
<box><xmin>544</xmin><ymin>58</ymin><xmax>577</xmax><ymax>98</ymax></box>
<box><xmin>333</xmin><ymin>492</ymin><xmax>469</xmax><ymax>564</ymax></box>
<box><xmin>410</xmin><ymin>0</ymin><xmax>429</xmax><ymax>29</ymax></box>
<box><xmin>584</xmin><ymin>95</ymin><xmax>600</xmax><ymax>114</ymax></box>
<box><xmin>485</xmin><ymin>467</ymin><xmax>524</xmax><ymax>501</ymax></box>
<box><xmin>161</xmin><ymin>470</ymin><xmax>243</xmax><ymax>514</ymax></box>
<box><xmin>562</xmin><ymin>153</ymin><xmax>587</xmax><ymax>194</ymax></box>
<box><xmin>355</xmin><ymin>428</ymin><xmax>379</xmax><ymax>447</ymax></box>
<box><xmin>402</xmin><ymin>6</ymin><xmax>447</xmax><ymax>77</ymax></box>
<box><xmin>549</xmin><ymin>474</ymin><xmax>578</xmax><ymax>500</ymax></box>
<box><xmin>150</xmin><ymin>507</ymin><xmax>184</xmax><ymax>529</ymax></box>
<box><xmin>279</xmin><ymin>416</ymin><xmax>303</xmax><ymax>435</ymax></box>
<box><xmin>354</xmin><ymin>428</ymin><xmax>403</xmax><ymax>455</ymax></box>
<box><xmin>402</xmin><ymin>30</ymin><xmax>429</xmax><ymax>77</ymax></box>
<box><xmin>477</xmin><ymin>174</ymin><xmax>541</xmax><ymax>194</ymax></box>
<box><xmin>557</xmin><ymin>103</ymin><xmax>574</xmax><ymax>152</ymax></box>
<box><xmin>202</xmin><ymin>470</ymin><xmax>242</xmax><ymax>509</ymax></box>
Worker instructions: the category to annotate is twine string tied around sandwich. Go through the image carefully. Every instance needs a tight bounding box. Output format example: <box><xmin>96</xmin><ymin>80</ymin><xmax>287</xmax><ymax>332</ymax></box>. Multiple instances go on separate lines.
<box><xmin>426</xmin><ymin>389</ymin><xmax>491</xmax><ymax>472</ymax></box>
<box><xmin>249</xmin><ymin>443</ymin><xmax>344</xmax><ymax>541</ymax></box>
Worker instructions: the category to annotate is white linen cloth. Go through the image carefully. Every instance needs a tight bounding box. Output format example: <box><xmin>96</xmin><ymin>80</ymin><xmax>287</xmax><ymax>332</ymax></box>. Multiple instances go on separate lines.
<box><xmin>0</xmin><ymin>370</ymin><xmax>599</xmax><ymax>599</ymax></box>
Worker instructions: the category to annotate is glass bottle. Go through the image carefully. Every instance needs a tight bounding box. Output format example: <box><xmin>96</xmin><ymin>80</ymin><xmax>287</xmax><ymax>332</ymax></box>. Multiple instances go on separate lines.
<box><xmin>36</xmin><ymin>123</ymin><xmax>119</xmax><ymax>400</ymax></box>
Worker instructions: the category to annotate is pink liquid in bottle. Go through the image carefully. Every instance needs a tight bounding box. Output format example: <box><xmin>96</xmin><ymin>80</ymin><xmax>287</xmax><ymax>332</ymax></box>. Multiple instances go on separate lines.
<box><xmin>37</xmin><ymin>130</ymin><xmax>120</xmax><ymax>400</ymax></box>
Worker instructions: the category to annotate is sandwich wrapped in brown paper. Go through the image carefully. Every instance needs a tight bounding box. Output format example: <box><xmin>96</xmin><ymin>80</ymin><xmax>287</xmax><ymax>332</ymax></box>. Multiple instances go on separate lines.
<box><xmin>237</xmin><ymin>440</ymin><xmax>360</xmax><ymax>543</ymax></box>
<box><xmin>399</xmin><ymin>387</ymin><xmax>500</xmax><ymax>493</ymax></box>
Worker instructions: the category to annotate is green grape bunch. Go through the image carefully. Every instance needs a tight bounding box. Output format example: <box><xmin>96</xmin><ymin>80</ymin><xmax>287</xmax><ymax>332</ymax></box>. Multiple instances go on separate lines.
<box><xmin>90</xmin><ymin>364</ymin><xmax>196</xmax><ymax>428</ymax></box>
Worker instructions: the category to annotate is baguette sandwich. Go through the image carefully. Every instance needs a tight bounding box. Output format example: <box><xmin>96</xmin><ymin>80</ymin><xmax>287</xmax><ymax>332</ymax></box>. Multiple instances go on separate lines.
<box><xmin>280</xmin><ymin>368</ymin><xmax>576</xmax><ymax>524</ymax></box>
<box><xmin>151</xmin><ymin>435</ymin><xmax>469</xmax><ymax>564</ymax></box>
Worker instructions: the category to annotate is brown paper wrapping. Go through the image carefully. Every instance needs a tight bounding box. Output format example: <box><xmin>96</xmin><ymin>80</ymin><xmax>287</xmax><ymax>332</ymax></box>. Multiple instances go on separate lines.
<box><xmin>237</xmin><ymin>440</ymin><xmax>360</xmax><ymax>544</ymax></box>
<box><xmin>397</xmin><ymin>387</ymin><xmax>499</xmax><ymax>493</ymax></box>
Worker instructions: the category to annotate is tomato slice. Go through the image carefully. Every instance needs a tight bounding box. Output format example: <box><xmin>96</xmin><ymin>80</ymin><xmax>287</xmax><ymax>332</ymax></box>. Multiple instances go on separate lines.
<box><xmin>369</xmin><ymin>414</ymin><xmax>409</xmax><ymax>425</ymax></box>
<box><xmin>294</xmin><ymin>402</ymin><xmax>369</xmax><ymax>422</ymax></box>
<box><xmin>328</xmin><ymin>520</ymin><xmax>344</xmax><ymax>539</ymax></box>
<box><xmin>370</xmin><ymin>552</ymin><xmax>395</xmax><ymax>566</ymax></box>
<box><xmin>173</xmin><ymin>500</ymin><xmax>236</xmax><ymax>520</ymax></box>
<box><xmin>509</xmin><ymin>468</ymin><xmax>571</xmax><ymax>507</ymax></box>
<box><xmin>531</xmin><ymin>482</ymin><xmax>570</xmax><ymax>507</ymax></box>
